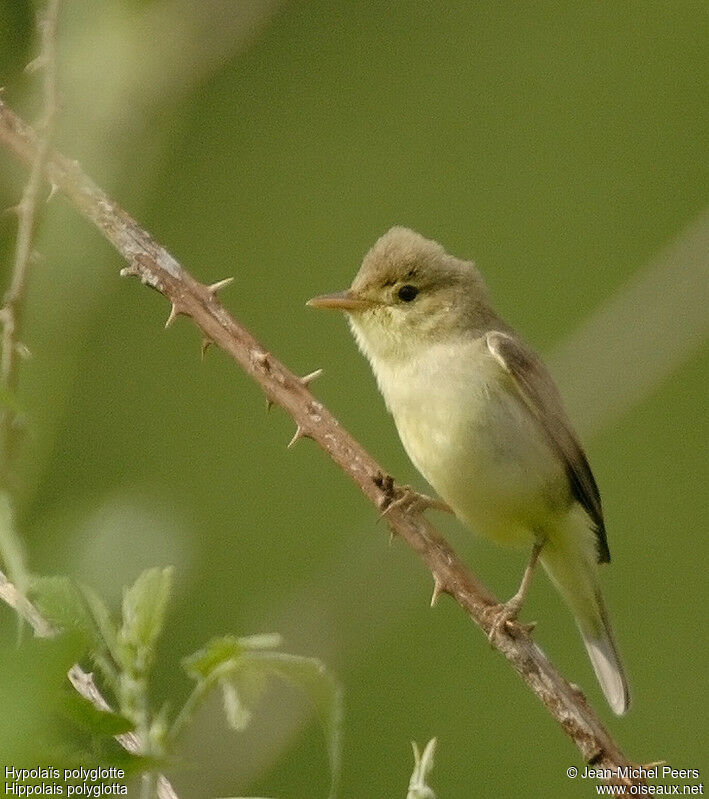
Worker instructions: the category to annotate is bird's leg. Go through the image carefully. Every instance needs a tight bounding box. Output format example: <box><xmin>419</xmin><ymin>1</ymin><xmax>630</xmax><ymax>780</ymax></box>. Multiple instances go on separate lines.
<box><xmin>379</xmin><ymin>483</ymin><xmax>453</xmax><ymax>519</ymax></box>
<box><xmin>487</xmin><ymin>540</ymin><xmax>543</xmax><ymax>642</ymax></box>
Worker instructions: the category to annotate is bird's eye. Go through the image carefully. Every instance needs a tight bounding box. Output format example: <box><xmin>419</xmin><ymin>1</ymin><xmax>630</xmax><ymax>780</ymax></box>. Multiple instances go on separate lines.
<box><xmin>397</xmin><ymin>284</ymin><xmax>419</xmax><ymax>302</ymax></box>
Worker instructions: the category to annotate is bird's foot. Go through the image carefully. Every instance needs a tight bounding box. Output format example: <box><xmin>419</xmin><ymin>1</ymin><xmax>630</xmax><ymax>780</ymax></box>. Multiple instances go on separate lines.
<box><xmin>485</xmin><ymin>598</ymin><xmax>536</xmax><ymax>644</ymax></box>
<box><xmin>379</xmin><ymin>483</ymin><xmax>452</xmax><ymax>519</ymax></box>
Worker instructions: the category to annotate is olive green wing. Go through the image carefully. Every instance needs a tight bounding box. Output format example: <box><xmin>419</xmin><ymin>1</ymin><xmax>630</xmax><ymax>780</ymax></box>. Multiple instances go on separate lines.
<box><xmin>486</xmin><ymin>330</ymin><xmax>610</xmax><ymax>563</ymax></box>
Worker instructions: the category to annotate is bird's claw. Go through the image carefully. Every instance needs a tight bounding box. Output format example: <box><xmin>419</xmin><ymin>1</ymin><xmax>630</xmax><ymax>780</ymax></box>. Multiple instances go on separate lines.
<box><xmin>379</xmin><ymin>484</ymin><xmax>452</xmax><ymax>519</ymax></box>
<box><xmin>485</xmin><ymin>600</ymin><xmax>536</xmax><ymax>644</ymax></box>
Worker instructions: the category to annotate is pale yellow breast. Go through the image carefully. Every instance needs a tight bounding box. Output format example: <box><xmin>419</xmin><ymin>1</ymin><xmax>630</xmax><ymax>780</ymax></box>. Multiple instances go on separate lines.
<box><xmin>372</xmin><ymin>338</ymin><xmax>568</xmax><ymax>547</ymax></box>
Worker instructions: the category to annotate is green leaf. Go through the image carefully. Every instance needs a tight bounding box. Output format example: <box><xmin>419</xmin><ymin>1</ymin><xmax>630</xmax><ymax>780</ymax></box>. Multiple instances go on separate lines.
<box><xmin>180</xmin><ymin>637</ymin><xmax>341</xmax><ymax>796</ymax></box>
<box><xmin>220</xmin><ymin>661</ymin><xmax>268</xmax><ymax>731</ymax></box>
<box><xmin>219</xmin><ymin>678</ymin><xmax>252</xmax><ymax>732</ymax></box>
<box><xmin>183</xmin><ymin>635</ymin><xmax>243</xmax><ymax>681</ymax></box>
<box><xmin>149</xmin><ymin>701</ymin><xmax>171</xmax><ymax>751</ymax></box>
<box><xmin>60</xmin><ymin>689</ymin><xmax>134</xmax><ymax>737</ymax></box>
<box><xmin>119</xmin><ymin>566</ymin><xmax>173</xmax><ymax>669</ymax></box>
<box><xmin>0</xmin><ymin>491</ymin><xmax>29</xmax><ymax>592</ymax></box>
<box><xmin>78</xmin><ymin>582</ymin><xmax>123</xmax><ymax>671</ymax></box>
<box><xmin>244</xmin><ymin>652</ymin><xmax>343</xmax><ymax>799</ymax></box>
<box><xmin>183</xmin><ymin>633</ymin><xmax>283</xmax><ymax>683</ymax></box>
<box><xmin>0</xmin><ymin>631</ymin><xmax>90</xmax><ymax>763</ymax></box>
<box><xmin>30</xmin><ymin>575</ymin><xmax>95</xmax><ymax>643</ymax></box>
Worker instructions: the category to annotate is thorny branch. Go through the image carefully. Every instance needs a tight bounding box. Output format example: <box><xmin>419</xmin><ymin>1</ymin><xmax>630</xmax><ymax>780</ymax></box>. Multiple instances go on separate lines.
<box><xmin>0</xmin><ymin>98</ymin><xmax>646</xmax><ymax>786</ymax></box>
<box><xmin>0</xmin><ymin>0</ymin><xmax>60</xmax><ymax>476</ymax></box>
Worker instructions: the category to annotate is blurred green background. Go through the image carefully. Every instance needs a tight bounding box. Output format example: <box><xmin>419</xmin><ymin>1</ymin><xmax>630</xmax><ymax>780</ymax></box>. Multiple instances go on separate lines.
<box><xmin>0</xmin><ymin>0</ymin><xmax>707</xmax><ymax>796</ymax></box>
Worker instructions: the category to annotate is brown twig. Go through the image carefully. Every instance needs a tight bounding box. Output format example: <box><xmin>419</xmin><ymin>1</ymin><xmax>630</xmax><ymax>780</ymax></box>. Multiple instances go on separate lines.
<box><xmin>0</xmin><ymin>0</ymin><xmax>60</xmax><ymax>476</ymax></box>
<box><xmin>0</xmin><ymin>568</ymin><xmax>55</xmax><ymax>638</ymax></box>
<box><xmin>0</xmin><ymin>98</ymin><xmax>644</xmax><ymax>785</ymax></box>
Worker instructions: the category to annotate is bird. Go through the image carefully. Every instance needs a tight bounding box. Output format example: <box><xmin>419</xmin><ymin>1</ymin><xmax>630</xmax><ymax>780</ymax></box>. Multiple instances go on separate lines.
<box><xmin>308</xmin><ymin>226</ymin><xmax>630</xmax><ymax>715</ymax></box>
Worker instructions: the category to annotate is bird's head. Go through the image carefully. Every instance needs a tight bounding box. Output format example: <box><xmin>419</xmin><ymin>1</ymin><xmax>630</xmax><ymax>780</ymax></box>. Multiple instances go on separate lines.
<box><xmin>308</xmin><ymin>227</ymin><xmax>491</xmax><ymax>363</ymax></box>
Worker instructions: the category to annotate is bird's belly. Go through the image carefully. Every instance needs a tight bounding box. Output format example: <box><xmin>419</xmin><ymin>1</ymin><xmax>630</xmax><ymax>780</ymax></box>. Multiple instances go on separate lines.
<box><xmin>392</xmin><ymin>374</ymin><xmax>567</xmax><ymax>547</ymax></box>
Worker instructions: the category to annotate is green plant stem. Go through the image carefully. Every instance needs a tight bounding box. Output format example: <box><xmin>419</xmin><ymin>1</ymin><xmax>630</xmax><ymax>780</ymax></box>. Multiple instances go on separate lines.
<box><xmin>0</xmin><ymin>0</ymin><xmax>60</xmax><ymax>478</ymax></box>
<box><xmin>169</xmin><ymin>663</ymin><xmax>231</xmax><ymax>744</ymax></box>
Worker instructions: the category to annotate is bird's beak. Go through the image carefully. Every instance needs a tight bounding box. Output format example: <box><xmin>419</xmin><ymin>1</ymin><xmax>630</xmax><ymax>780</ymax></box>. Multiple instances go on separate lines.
<box><xmin>306</xmin><ymin>290</ymin><xmax>374</xmax><ymax>312</ymax></box>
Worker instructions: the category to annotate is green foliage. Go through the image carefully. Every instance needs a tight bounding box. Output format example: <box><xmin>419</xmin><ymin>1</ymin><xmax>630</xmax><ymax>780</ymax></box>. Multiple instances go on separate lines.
<box><xmin>78</xmin><ymin>581</ymin><xmax>122</xmax><ymax>681</ymax></box>
<box><xmin>119</xmin><ymin>566</ymin><xmax>172</xmax><ymax>671</ymax></box>
<box><xmin>31</xmin><ymin>575</ymin><xmax>96</xmax><ymax>642</ymax></box>
<box><xmin>60</xmin><ymin>689</ymin><xmax>134</xmax><ymax>739</ymax></box>
<box><xmin>241</xmin><ymin>652</ymin><xmax>343</xmax><ymax>799</ymax></box>
<box><xmin>0</xmin><ymin>627</ymin><xmax>139</xmax><ymax>776</ymax></box>
<box><xmin>181</xmin><ymin>634</ymin><xmax>343</xmax><ymax>799</ymax></box>
<box><xmin>1</xmin><ymin>562</ymin><xmax>343</xmax><ymax>797</ymax></box>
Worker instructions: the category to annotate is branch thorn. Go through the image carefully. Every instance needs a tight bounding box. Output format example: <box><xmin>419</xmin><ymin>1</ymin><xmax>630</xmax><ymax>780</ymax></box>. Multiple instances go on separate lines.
<box><xmin>164</xmin><ymin>303</ymin><xmax>183</xmax><ymax>328</ymax></box>
<box><xmin>287</xmin><ymin>425</ymin><xmax>305</xmax><ymax>449</ymax></box>
<box><xmin>430</xmin><ymin>578</ymin><xmax>445</xmax><ymax>607</ymax></box>
<box><xmin>299</xmin><ymin>368</ymin><xmax>323</xmax><ymax>387</ymax></box>
<box><xmin>642</xmin><ymin>761</ymin><xmax>667</xmax><ymax>770</ymax></box>
<box><xmin>46</xmin><ymin>182</ymin><xmax>59</xmax><ymax>202</ymax></box>
<box><xmin>119</xmin><ymin>265</ymin><xmax>140</xmax><ymax>280</ymax></box>
<box><xmin>200</xmin><ymin>338</ymin><xmax>212</xmax><ymax>360</ymax></box>
<box><xmin>207</xmin><ymin>277</ymin><xmax>234</xmax><ymax>295</ymax></box>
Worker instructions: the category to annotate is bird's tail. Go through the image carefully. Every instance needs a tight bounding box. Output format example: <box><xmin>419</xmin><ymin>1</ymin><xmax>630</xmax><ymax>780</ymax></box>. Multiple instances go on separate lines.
<box><xmin>540</xmin><ymin>533</ymin><xmax>630</xmax><ymax>715</ymax></box>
